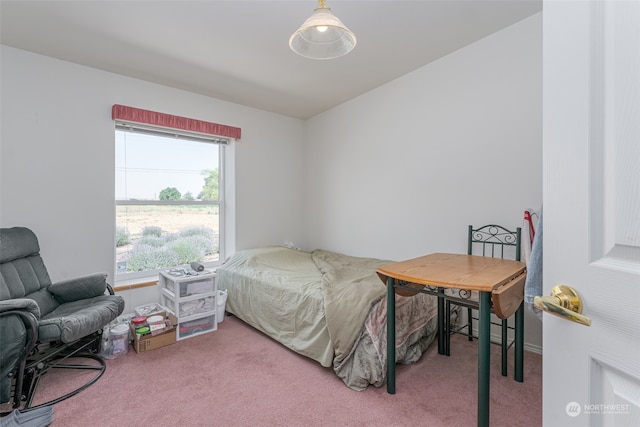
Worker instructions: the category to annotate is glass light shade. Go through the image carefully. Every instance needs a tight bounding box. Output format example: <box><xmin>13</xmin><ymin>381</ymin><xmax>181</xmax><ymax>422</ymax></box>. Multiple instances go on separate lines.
<box><xmin>289</xmin><ymin>6</ymin><xmax>357</xmax><ymax>60</ymax></box>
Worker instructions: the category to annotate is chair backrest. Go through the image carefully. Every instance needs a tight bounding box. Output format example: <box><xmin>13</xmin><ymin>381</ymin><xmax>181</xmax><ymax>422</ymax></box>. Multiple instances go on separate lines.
<box><xmin>0</xmin><ymin>227</ymin><xmax>59</xmax><ymax>316</ymax></box>
<box><xmin>468</xmin><ymin>224</ymin><xmax>521</xmax><ymax>261</ymax></box>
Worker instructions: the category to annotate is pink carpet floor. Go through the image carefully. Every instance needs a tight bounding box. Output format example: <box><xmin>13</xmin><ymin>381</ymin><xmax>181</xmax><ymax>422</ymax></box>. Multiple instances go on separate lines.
<box><xmin>28</xmin><ymin>315</ymin><xmax>542</xmax><ymax>426</ymax></box>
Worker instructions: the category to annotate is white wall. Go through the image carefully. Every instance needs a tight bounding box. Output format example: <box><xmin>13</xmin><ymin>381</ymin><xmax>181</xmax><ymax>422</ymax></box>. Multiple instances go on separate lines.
<box><xmin>0</xmin><ymin>45</ymin><xmax>306</xmax><ymax>287</ymax></box>
<box><xmin>304</xmin><ymin>14</ymin><xmax>542</xmax><ymax>350</ymax></box>
<box><xmin>1</xmin><ymin>13</ymin><xmax>543</xmax><ymax>349</ymax></box>
<box><xmin>304</xmin><ymin>14</ymin><xmax>541</xmax><ymax>258</ymax></box>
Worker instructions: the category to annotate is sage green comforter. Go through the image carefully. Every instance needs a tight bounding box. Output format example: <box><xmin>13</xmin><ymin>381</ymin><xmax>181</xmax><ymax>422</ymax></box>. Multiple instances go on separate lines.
<box><xmin>217</xmin><ymin>246</ymin><xmax>443</xmax><ymax>390</ymax></box>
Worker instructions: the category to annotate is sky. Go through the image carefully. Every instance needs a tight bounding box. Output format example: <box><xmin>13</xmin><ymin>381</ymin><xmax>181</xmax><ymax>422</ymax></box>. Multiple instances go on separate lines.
<box><xmin>115</xmin><ymin>130</ymin><xmax>220</xmax><ymax>200</ymax></box>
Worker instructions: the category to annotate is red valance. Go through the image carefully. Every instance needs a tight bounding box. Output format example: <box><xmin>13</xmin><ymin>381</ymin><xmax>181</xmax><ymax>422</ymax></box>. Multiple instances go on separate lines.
<box><xmin>112</xmin><ymin>104</ymin><xmax>241</xmax><ymax>140</ymax></box>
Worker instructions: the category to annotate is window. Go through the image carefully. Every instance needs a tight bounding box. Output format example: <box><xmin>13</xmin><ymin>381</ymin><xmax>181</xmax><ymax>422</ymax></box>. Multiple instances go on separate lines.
<box><xmin>115</xmin><ymin>123</ymin><xmax>227</xmax><ymax>281</ymax></box>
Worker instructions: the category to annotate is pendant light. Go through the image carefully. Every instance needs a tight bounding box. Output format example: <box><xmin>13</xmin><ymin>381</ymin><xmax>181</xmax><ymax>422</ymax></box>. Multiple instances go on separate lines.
<box><xmin>289</xmin><ymin>0</ymin><xmax>357</xmax><ymax>60</ymax></box>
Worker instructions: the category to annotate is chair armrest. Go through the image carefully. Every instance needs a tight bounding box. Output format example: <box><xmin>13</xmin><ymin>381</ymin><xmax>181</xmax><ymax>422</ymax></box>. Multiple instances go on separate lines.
<box><xmin>48</xmin><ymin>273</ymin><xmax>108</xmax><ymax>303</ymax></box>
<box><xmin>0</xmin><ymin>300</ymin><xmax>40</xmax><ymax>404</ymax></box>
<box><xmin>0</xmin><ymin>299</ymin><xmax>40</xmax><ymax>355</ymax></box>
<box><xmin>0</xmin><ymin>298</ymin><xmax>40</xmax><ymax>319</ymax></box>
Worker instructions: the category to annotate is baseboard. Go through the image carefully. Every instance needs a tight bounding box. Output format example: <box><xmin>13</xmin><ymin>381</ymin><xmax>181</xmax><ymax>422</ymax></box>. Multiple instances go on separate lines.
<box><xmin>456</xmin><ymin>310</ymin><xmax>543</xmax><ymax>356</ymax></box>
<box><xmin>487</xmin><ymin>329</ymin><xmax>542</xmax><ymax>355</ymax></box>
<box><xmin>523</xmin><ymin>341</ymin><xmax>542</xmax><ymax>355</ymax></box>
<box><xmin>456</xmin><ymin>325</ymin><xmax>543</xmax><ymax>355</ymax></box>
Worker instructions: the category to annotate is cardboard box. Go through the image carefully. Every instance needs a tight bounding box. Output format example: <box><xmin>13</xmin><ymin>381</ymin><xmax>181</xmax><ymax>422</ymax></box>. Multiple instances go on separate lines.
<box><xmin>131</xmin><ymin>312</ymin><xmax>178</xmax><ymax>353</ymax></box>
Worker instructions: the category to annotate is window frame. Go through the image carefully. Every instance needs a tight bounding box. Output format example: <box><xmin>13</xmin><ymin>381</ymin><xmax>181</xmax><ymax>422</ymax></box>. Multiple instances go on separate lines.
<box><xmin>114</xmin><ymin>121</ymin><xmax>227</xmax><ymax>283</ymax></box>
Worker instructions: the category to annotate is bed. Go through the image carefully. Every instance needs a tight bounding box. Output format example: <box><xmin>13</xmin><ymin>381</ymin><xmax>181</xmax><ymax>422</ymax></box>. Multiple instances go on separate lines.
<box><xmin>216</xmin><ymin>246</ymin><xmax>456</xmax><ymax>390</ymax></box>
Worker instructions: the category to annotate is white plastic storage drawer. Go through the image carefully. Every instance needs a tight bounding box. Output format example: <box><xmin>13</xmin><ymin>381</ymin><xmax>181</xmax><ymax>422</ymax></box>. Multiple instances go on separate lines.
<box><xmin>159</xmin><ymin>271</ymin><xmax>216</xmax><ymax>297</ymax></box>
<box><xmin>161</xmin><ymin>290</ymin><xmax>215</xmax><ymax>318</ymax></box>
<box><xmin>177</xmin><ymin>313</ymin><xmax>217</xmax><ymax>340</ymax></box>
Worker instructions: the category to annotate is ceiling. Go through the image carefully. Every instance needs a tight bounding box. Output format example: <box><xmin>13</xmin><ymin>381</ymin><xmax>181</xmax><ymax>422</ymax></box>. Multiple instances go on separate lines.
<box><xmin>0</xmin><ymin>0</ymin><xmax>541</xmax><ymax>119</ymax></box>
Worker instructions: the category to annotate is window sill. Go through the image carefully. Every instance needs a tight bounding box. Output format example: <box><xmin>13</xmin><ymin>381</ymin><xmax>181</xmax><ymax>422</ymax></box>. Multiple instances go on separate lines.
<box><xmin>113</xmin><ymin>277</ymin><xmax>158</xmax><ymax>292</ymax></box>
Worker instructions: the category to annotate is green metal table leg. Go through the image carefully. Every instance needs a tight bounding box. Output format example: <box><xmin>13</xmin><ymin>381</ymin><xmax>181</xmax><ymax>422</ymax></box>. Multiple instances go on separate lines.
<box><xmin>501</xmin><ymin>319</ymin><xmax>508</xmax><ymax>376</ymax></box>
<box><xmin>478</xmin><ymin>291</ymin><xmax>491</xmax><ymax>427</ymax></box>
<box><xmin>438</xmin><ymin>288</ymin><xmax>446</xmax><ymax>355</ymax></box>
<box><xmin>514</xmin><ymin>302</ymin><xmax>524</xmax><ymax>382</ymax></box>
<box><xmin>386</xmin><ymin>276</ymin><xmax>396</xmax><ymax>394</ymax></box>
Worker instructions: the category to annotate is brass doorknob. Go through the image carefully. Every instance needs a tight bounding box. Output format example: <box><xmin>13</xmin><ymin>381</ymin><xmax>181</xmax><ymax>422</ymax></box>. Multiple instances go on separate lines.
<box><xmin>534</xmin><ymin>285</ymin><xmax>592</xmax><ymax>326</ymax></box>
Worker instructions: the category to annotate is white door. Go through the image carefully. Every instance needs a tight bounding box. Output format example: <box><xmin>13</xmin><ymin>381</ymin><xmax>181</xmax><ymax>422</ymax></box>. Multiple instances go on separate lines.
<box><xmin>543</xmin><ymin>0</ymin><xmax>640</xmax><ymax>426</ymax></box>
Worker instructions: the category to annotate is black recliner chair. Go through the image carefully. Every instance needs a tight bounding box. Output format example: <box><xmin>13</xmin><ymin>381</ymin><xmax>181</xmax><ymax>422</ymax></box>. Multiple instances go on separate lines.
<box><xmin>0</xmin><ymin>227</ymin><xmax>125</xmax><ymax>410</ymax></box>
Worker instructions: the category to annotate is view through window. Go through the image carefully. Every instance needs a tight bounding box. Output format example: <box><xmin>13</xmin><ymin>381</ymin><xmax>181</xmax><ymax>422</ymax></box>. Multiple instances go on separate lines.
<box><xmin>115</xmin><ymin>125</ymin><xmax>225</xmax><ymax>280</ymax></box>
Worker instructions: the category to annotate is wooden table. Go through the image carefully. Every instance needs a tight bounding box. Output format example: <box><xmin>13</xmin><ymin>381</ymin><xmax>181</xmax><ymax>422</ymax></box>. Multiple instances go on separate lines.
<box><xmin>377</xmin><ymin>253</ymin><xmax>527</xmax><ymax>427</ymax></box>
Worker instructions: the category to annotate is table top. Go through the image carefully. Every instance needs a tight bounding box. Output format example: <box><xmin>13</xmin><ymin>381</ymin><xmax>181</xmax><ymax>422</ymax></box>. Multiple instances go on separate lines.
<box><xmin>377</xmin><ymin>253</ymin><xmax>526</xmax><ymax>292</ymax></box>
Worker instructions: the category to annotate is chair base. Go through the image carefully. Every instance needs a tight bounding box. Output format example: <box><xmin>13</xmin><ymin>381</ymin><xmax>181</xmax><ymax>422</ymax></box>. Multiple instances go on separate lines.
<box><xmin>445</xmin><ymin>301</ymin><xmax>516</xmax><ymax>377</ymax></box>
<box><xmin>445</xmin><ymin>300</ymin><xmax>524</xmax><ymax>381</ymax></box>
<box><xmin>14</xmin><ymin>333</ymin><xmax>107</xmax><ymax>410</ymax></box>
